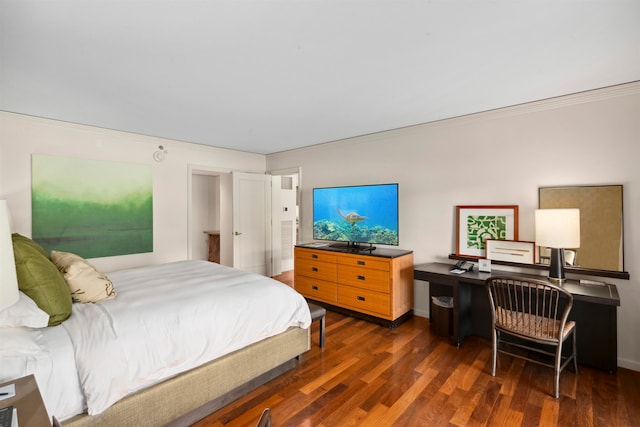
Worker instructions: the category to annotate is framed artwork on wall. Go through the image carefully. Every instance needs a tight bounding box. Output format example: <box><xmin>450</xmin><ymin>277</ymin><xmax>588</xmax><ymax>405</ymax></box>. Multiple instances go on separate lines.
<box><xmin>539</xmin><ymin>184</ymin><xmax>624</xmax><ymax>272</ymax></box>
<box><xmin>456</xmin><ymin>205</ymin><xmax>519</xmax><ymax>258</ymax></box>
<box><xmin>31</xmin><ymin>154</ymin><xmax>153</xmax><ymax>258</ymax></box>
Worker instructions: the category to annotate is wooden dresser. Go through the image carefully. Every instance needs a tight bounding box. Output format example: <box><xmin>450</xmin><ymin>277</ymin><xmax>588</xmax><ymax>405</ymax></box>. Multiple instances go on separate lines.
<box><xmin>294</xmin><ymin>245</ymin><xmax>414</xmax><ymax>327</ymax></box>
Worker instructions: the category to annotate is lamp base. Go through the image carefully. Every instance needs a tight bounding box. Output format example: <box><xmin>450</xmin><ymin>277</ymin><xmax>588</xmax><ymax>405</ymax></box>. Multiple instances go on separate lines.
<box><xmin>548</xmin><ymin>276</ymin><xmax>566</xmax><ymax>285</ymax></box>
<box><xmin>547</xmin><ymin>247</ymin><xmax>566</xmax><ymax>285</ymax></box>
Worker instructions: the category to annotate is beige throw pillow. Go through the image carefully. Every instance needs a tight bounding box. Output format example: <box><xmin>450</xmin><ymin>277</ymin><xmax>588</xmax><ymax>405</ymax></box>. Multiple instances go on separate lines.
<box><xmin>50</xmin><ymin>250</ymin><xmax>117</xmax><ymax>303</ymax></box>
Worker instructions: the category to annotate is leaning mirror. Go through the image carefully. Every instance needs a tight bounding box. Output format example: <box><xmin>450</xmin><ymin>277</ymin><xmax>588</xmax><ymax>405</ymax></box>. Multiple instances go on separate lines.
<box><xmin>538</xmin><ymin>185</ymin><xmax>625</xmax><ymax>274</ymax></box>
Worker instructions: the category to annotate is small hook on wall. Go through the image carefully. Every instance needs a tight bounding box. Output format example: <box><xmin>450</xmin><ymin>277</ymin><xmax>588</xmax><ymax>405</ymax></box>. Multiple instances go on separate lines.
<box><xmin>153</xmin><ymin>145</ymin><xmax>168</xmax><ymax>162</ymax></box>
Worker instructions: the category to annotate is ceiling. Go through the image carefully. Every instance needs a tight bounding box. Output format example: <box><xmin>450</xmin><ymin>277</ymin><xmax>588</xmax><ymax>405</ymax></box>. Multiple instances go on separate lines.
<box><xmin>1</xmin><ymin>1</ymin><xmax>639</xmax><ymax>155</ymax></box>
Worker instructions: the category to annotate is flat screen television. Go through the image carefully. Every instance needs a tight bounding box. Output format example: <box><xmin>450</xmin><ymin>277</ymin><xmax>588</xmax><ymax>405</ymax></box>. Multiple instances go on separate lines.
<box><xmin>312</xmin><ymin>183</ymin><xmax>399</xmax><ymax>250</ymax></box>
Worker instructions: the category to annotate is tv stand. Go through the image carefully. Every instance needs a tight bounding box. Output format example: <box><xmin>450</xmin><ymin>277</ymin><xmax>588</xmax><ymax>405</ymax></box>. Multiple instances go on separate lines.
<box><xmin>294</xmin><ymin>245</ymin><xmax>414</xmax><ymax>327</ymax></box>
<box><xmin>329</xmin><ymin>242</ymin><xmax>376</xmax><ymax>252</ymax></box>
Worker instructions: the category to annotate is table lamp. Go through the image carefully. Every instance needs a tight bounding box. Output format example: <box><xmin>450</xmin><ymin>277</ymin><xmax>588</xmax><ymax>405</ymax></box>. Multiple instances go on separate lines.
<box><xmin>535</xmin><ymin>209</ymin><xmax>580</xmax><ymax>284</ymax></box>
<box><xmin>0</xmin><ymin>199</ymin><xmax>19</xmax><ymax>310</ymax></box>
<box><xmin>535</xmin><ymin>208</ymin><xmax>580</xmax><ymax>284</ymax></box>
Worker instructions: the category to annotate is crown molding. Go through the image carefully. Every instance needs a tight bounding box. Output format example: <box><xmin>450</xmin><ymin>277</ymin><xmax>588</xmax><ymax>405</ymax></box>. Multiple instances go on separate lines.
<box><xmin>268</xmin><ymin>80</ymin><xmax>640</xmax><ymax>158</ymax></box>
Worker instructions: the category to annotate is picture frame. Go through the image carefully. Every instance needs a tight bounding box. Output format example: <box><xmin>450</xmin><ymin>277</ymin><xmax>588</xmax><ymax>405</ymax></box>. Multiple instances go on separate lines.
<box><xmin>456</xmin><ymin>205</ymin><xmax>519</xmax><ymax>258</ymax></box>
<box><xmin>486</xmin><ymin>239</ymin><xmax>535</xmax><ymax>264</ymax></box>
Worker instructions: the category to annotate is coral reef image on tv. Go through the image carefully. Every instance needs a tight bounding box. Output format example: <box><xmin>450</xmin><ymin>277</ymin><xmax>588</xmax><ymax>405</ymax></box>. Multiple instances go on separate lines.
<box><xmin>313</xmin><ymin>183</ymin><xmax>399</xmax><ymax>246</ymax></box>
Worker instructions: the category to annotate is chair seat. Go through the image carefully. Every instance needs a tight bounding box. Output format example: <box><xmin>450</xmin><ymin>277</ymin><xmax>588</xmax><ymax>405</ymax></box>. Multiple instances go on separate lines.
<box><xmin>495</xmin><ymin>308</ymin><xmax>576</xmax><ymax>341</ymax></box>
<box><xmin>308</xmin><ymin>302</ymin><xmax>326</xmax><ymax>320</ymax></box>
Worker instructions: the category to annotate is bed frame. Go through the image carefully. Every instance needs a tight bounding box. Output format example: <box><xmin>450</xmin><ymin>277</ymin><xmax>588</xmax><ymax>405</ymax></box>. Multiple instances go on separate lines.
<box><xmin>62</xmin><ymin>327</ymin><xmax>310</xmax><ymax>426</ymax></box>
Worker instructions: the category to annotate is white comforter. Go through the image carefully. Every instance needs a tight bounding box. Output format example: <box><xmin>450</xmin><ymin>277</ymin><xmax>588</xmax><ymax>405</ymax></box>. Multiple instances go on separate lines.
<box><xmin>62</xmin><ymin>260</ymin><xmax>311</xmax><ymax>416</ymax></box>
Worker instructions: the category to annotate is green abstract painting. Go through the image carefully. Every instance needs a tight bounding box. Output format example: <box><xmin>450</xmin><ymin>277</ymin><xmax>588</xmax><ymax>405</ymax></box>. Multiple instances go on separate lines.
<box><xmin>465</xmin><ymin>215</ymin><xmax>507</xmax><ymax>250</ymax></box>
<box><xmin>32</xmin><ymin>154</ymin><xmax>153</xmax><ymax>258</ymax></box>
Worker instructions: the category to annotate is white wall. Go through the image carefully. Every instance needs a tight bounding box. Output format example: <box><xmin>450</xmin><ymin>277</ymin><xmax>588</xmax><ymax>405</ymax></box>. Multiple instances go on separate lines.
<box><xmin>0</xmin><ymin>112</ymin><xmax>266</xmax><ymax>272</ymax></box>
<box><xmin>267</xmin><ymin>82</ymin><xmax>640</xmax><ymax>371</ymax></box>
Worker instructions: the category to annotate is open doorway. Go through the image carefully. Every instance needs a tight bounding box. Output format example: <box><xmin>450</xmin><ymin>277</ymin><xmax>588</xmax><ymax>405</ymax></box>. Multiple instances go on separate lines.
<box><xmin>270</xmin><ymin>168</ymin><xmax>301</xmax><ymax>273</ymax></box>
<box><xmin>188</xmin><ymin>166</ymin><xmax>232</xmax><ymax>266</ymax></box>
<box><xmin>191</xmin><ymin>173</ymin><xmax>220</xmax><ymax>262</ymax></box>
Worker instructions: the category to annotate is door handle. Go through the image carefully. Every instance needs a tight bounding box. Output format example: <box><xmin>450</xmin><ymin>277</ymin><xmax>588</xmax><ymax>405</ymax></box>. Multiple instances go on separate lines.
<box><xmin>234</xmin><ymin>231</ymin><xmax>242</xmax><ymax>235</ymax></box>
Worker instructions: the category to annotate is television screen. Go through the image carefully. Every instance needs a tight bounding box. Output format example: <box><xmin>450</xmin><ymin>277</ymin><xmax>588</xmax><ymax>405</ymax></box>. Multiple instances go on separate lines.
<box><xmin>312</xmin><ymin>183</ymin><xmax>399</xmax><ymax>247</ymax></box>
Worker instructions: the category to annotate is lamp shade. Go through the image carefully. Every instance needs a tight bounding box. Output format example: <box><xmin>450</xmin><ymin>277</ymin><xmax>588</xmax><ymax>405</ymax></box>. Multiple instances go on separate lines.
<box><xmin>0</xmin><ymin>199</ymin><xmax>19</xmax><ymax>310</ymax></box>
<box><xmin>535</xmin><ymin>209</ymin><xmax>580</xmax><ymax>249</ymax></box>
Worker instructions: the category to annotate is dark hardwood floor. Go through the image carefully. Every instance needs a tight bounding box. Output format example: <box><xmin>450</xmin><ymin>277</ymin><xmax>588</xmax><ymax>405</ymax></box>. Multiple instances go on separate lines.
<box><xmin>191</xmin><ymin>272</ymin><xmax>640</xmax><ymax>427</ymax></box>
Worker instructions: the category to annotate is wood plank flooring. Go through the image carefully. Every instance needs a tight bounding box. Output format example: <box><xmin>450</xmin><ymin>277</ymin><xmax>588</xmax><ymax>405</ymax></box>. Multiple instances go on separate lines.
<box><xmin>191</xmin><ymin>272</ymin><xmax>640</xmax><ymax>427</ymax></box>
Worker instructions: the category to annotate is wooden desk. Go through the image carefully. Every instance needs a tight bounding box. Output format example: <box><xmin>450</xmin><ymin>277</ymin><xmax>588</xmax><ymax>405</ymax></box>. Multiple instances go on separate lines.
<box><xmin>0</xmin><ymin>374</ymin><xmax>50</xmax><ymax>427</ymax></box>
<box><xmin>414</xmin><ymin>262</ymin><xmax>620</xmax><ymax>372</ymax></box>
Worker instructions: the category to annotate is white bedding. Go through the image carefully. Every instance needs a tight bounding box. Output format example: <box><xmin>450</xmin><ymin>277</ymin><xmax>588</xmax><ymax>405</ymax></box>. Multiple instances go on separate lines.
<box><xmin>0</xmin><ymin>324</ymin><xmax>84</xmax><ymax>421</ymax></box>
<box><xmin>1</xmin><ymin>260</ymin><xmax>310</xmax><ymax>420</ymax></box>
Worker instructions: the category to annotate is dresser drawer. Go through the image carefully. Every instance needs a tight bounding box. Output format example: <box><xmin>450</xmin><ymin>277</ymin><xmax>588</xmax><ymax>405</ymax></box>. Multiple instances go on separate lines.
<box><xmin>294</xmin><ymin>248</ymin><xmax>337</xmax><ymax>263</ymax></box>
<box><xmin>296</xmin><ymin>258</ymin><xmax>337</xmax><ymax>282</ymax></box>
<box><xmin>337</xmin><ymin>255</ymin><xmax>390</xmax><ymax>272</ymax></box>
<box><xmin>338</xmin><ymin>265</ymin><xmax>390</xmax><ymax>293</ymax></box>
<box><xmin>294</xmin><ymin>275</ymin><xmax>337</xmax><ymax>302</ymax></box>
<box><xmin>338</xmin><ymin>286</ymin><xmax>390</xmax><ymax>316</ymax></box>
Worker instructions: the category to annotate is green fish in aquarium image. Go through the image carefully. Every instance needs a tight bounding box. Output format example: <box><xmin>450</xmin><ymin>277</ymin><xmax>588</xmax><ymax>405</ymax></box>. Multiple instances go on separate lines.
<box><xmin>336</xmin><ymin>209</ymin><xmax>367</xmax><ymax>226</ymax></box>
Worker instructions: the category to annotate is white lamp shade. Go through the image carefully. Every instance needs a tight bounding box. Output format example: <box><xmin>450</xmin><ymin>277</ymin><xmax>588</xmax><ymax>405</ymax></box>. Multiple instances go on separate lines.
<box><xmin>0</xmin><ymin>199</ymin><xmax>19</xmax><ymax>310</ymax></box>
<box><xmin>535</xmin><ymin>208</ymin><xmax>580</xmax><ymax>249</ymax></box>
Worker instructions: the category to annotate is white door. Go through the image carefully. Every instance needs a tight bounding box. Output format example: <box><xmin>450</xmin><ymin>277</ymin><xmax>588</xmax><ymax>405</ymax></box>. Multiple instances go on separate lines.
<box><xmin>232</xmin><ymin>172</ymin><xmax>272</xmax><ymax>275</ymax></box>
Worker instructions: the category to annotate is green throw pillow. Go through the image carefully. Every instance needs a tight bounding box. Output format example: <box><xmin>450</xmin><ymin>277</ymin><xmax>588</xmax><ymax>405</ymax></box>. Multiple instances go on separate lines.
<box><xmin>11</xmin><ymin>234</ymin><xmax>72</xmax><ymax>326</ymax></box>
<box><xmin>11</xmin><ymin>233</ymin><xmax>50</xmax><ymax>258</ymax></box>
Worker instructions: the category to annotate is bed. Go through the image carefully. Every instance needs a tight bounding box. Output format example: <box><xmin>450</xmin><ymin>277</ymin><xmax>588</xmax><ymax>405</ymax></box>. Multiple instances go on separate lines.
<box><xmin>1</xmin><ymin>249</ymin><xmax>311</xmax><ymax>426</ymax></box>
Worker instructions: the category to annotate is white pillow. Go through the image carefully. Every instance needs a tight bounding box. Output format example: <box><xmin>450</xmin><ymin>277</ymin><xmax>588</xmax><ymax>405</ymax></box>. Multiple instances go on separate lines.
<box><xmin>0</xmin><ymin>291</ymin><xmax>50</xmax><ymax>328</ymax></box>
<box><xmin>50</xmin><ymin>250</ymin><xmax>117</xmax><ymax>303</ymax></box>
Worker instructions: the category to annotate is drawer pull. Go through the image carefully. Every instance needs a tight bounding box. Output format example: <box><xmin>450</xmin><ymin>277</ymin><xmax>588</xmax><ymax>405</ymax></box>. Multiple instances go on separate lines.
<box><xmin>311</xmin><ymin>285</ymin><xmax>319</xmax><ymax>290</ymax></box>
<box><xmin>357</xmin><ymin>296</ymin><xmax>366</xmax><ymax>301</ymax></box>
<box><xmin>357</xmin><ymin>260</ymin><xmax>365</xmax><ymax>265</ymax></box>
<box><xmin>311</xmin><ymin>267</ymin><xmax>318</xmax><ymax>272</ymax></box>
<box><xmin>357</xmin><ymin>275</ymin><xmax>366</xmax><ymax>281</ymax></box>
<box><xmin>312</xmin><ymin>254</ymin><xmax>318</xmax><ymax>259</ymax></box>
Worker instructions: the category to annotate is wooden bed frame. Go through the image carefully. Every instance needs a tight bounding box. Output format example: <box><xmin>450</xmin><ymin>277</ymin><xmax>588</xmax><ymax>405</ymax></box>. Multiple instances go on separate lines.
<box><xmin>62</xmin><ymin>327</ymin><xmax>310</xmax><ymax>426</ymax></box>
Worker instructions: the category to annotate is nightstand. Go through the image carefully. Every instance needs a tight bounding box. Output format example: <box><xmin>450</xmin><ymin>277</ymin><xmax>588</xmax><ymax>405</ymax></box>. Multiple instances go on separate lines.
<box><xmin>0</xmin><ymin>375</ymin><xmax>50</xmax><ymax>427</ymax></box>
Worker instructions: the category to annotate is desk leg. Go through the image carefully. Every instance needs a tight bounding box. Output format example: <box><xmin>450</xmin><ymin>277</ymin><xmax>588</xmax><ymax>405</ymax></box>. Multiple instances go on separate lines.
<box><xmin>456</xmin><ymin>281</ymin><xmax>472</xmax><ymax>347</ymax></box>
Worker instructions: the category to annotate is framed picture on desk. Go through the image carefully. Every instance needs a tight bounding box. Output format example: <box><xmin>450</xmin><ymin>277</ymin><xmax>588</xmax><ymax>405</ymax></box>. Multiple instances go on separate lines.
<box><xmin>456</xmin><ymin>205</ymin><xmax>519</xmax><ymax>258</ymax></box>
<box><xmin>486</xmin><ymin>239</ymin><xmax>535</xmax><ymax>264</ymax></box>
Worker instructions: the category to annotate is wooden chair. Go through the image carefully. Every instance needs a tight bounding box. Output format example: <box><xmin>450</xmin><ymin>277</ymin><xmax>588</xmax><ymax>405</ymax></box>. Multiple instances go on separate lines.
<box><xmin>485</xmin><ymin>276</ymin><xmax>578</xmax><ymax>398</ymax></box>
<box><xmin>256</xmin><ymin>408</ymin><xmax>271</xmax><ymax>427</ymax></box>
